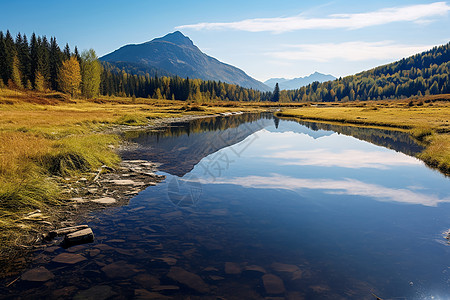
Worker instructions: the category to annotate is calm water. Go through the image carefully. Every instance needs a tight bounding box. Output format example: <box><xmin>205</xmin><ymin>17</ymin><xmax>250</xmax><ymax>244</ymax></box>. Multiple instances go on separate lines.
<box><xmin>2</xmin><ymin>114</ymin><xmax>450</xmax><ymax>299</ymax></box>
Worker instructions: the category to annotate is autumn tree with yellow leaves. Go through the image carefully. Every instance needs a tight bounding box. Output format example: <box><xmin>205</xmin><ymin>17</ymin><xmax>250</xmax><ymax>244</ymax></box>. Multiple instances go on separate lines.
<box><xmin>58</xmin><ymin>56</ymin><xmax>81</xmax><ymax>97</ymax></box>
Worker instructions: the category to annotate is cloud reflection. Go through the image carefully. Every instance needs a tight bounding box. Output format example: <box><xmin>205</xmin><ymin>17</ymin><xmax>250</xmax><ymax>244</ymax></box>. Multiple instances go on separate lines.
<box><xmin>264</xmin><ymin>149</ymin><xmax>422</xmax><ymax>169</ymax></box>
<box><xmin>200</xmin><ymin>174</ymin><xmax>449</xmax><ymax>207</ymax></box>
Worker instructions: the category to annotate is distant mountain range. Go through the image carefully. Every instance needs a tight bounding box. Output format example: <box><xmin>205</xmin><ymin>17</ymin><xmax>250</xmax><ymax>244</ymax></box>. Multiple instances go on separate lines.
<box><xmin>100</xmin><ymin>31</ymin><xmax>271</xmax><ymax>92</ymax></box>
<box><xmin>264</xmin><ymin>72</ymin><xmax>337</xmax><ymax>90</ymax></box>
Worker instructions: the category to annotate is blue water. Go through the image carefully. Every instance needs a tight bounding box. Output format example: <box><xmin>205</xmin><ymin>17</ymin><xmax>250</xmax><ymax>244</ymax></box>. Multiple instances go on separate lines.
<box><xmin>2</xmin><ymin>114</ymin><xmax>450</xmax><ymax>299</ymax></box>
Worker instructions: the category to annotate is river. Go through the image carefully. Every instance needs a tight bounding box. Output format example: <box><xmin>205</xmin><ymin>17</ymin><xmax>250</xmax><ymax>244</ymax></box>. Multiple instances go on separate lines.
<box><xmin>1</xmin><ymin>113</ymin><xmax>449</xmax><ymax>299</ymax></box>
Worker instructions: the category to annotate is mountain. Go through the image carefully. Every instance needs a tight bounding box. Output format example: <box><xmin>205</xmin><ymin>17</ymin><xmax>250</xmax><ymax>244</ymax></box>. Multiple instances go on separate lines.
<box><xmin>264</xmin><ymin>72</ymin><xmax>337</xmax><ymax>90</ymax></box>
<box><xmin>100</xmin><ymin>31</ymin><xmax>271</xmax><ymax>92</ymax></box>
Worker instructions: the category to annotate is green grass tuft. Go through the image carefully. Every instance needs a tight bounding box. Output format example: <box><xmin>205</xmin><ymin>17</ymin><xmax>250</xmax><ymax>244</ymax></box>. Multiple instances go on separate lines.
<box><xmin>38</xmin><ymin>134</ymin><xmax>120</xmax><ymax>176</ymax></box>
<box><xmin>115</xmin><ymin>114</ymin><xmax>148</xmax><ymax>126</ymax></box>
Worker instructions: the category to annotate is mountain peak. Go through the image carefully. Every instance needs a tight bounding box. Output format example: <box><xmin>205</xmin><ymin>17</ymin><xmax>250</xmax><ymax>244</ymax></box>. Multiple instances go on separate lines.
<box><xmin>100</xmin><ymin>32</ymin><xmax>271</xmax><ymax>91</ymax></box>
<box><xmin>264</xmin><ymin>72</ymin><xmax>337</xmax><ymax>90</ymax></box>
<box><xmin>152</xmin><ymin>31</ymin><xmax>194</xmax><ymax>47</ymax></box>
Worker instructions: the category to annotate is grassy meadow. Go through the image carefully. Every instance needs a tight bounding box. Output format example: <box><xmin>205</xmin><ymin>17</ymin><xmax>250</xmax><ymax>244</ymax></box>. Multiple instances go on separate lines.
<box><xmin>276</xmin><ymin>95</ymin><xmax>450</xmax><ymax>175</ymax></box>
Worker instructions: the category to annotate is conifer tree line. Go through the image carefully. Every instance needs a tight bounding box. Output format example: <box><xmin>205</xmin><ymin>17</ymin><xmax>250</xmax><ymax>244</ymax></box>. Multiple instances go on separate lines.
<box><xmin>0</xmin><ymin>30</ymin><xmax>101</xmax><ymax>98</ymax></box>
<box><xmin>100</xmin><ymin>63</ymin><xmax>271</xmax><ymax>102</ymax></box>
<box><xmin>279</xmin><ymin>42</ymin><xmax>450</xmax><ymax>102</ymax></box>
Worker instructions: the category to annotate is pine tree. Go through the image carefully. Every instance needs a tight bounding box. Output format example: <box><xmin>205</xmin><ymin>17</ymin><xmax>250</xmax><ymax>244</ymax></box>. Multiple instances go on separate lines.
<box><xmin>63</xmin><ymin>43</ymin><xmax>70</xmax><ymax>60</ymax></box>
<box><xmin>74</xmin><ymin>46</ymin><xmax>81</xmax><ymax>63</ymax></box>
<box><xmin>0</xmin><ymin>32</ymin><xmax>8</xmax><ymax>85</ymax></box>
<box><xmin>272</xmin><ymin>83</ymin><xmax>280</xmax><ymax>102</ymax></box>
<box><xmin>30</xmin><ymin>33</ymin><xmax>38</xmax><ymax>87</ymax></box>
<box><xmin>3</xmin><ymin>30</ymin><xmax>15</xmax><ymax>85</ymax></box>
<box><xmin>49</xmin><ymin>37</ymin><xmax>62</xmax><ymax>90</ymax></box>
<box><xmin>40</xmin><ymin>36</ymin><xmax>50</xmax><ymax>83</ymax></box>
<box><xmin>19</xmin><ymin>34</ymin><xmax>31</xmax><ymax>86</ymax></box>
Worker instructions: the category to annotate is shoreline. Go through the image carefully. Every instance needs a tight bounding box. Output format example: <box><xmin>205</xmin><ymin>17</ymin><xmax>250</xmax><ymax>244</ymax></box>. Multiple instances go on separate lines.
<box><xmin>276</xmin><ymin>108</ymin><xmax>450</xmax><ymax>177</ymax></box>
<box><xmin>0</xmin><ymin>112</ymin><xmax>226</xmax><ymax>278</ymax></box>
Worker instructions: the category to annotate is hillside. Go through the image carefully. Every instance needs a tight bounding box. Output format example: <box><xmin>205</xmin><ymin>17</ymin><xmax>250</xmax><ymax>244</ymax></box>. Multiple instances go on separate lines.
<box><xmin>100</xmin><ymin>31</ymin><xmax>271</xmax><ymax>92</ymax></box>
<box><xmin>282</xmin><ymin>42</ymin><xmax>450</xmax><ymax>102</ymax></box>
<box><xmin>264</xmin><ymin>72</ymin><xmax>336</xmax><ymax>90</ymax></box>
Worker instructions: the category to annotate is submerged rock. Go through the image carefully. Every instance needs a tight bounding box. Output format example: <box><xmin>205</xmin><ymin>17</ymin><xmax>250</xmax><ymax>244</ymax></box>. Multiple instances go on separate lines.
<box><xmin>52</xmin><ymin>253</ymin><xmax>87</xmax><ymax>264</ymax></box>
<box><xmin>134</xmin><ymin>289</ymin><xmax>172</xmax><ymax>300</ymax></box>
<box><xmin>21</xmin><ymin>267</ymin><xmax>54</xmax><ymax>282</ymax></box>
<box><xmin>51</xmin><ymin>286</ymin><xmax>77</xmax><ymax>298</ymax></box>
<box><xmin>152</xmin><ymin>285</ymin><xmax>180</xmax><ymax>291</ymax></box>
<box><xmin>167</xmin><ymin>267</ymin><xmax>210</xmax><ymax>293</ymax></box>
<box><xmin>101</xmin><ymin>261</ymin><xmax>137</xmax><ymax>278</ymax></box>
<box><xmin>133</xmin><ymin>274</ymin><xmax>161</xmax><ymax>289</ymax></box>
<box><xmin>243</xmin><ymin>265</ymin><xmax>267</xmax><ymax>274</ymax></box>
<box><xmin>73</xmin><ymin>285</ymin><xmax>117</xmax><ymax>300</ymax></box>
<box><xmin>225</xmin><ymin>262</ymin><xmax>242</xmax><ymax>274</ymax></box>
<box><xmin>271</xmin><ymin>262</ymin><xmax>300</xmax><ymax>273</ymax></box>
<box><xmin>156</xmin><ymin>257</ymin><xmax>177</xmax><ymax>266</ymax></box>
<box><xmin>262</xmin><ymin>274</ymin><xmax>285</xmax><ymax>294</ymax></box>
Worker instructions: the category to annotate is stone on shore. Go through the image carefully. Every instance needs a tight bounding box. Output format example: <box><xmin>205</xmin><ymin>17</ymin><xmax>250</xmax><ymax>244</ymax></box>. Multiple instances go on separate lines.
<box><xmin>63</xmin><ymin>228</ymin><xmax>94</xmax><ymax>246</ymax></box>
<box><xmin>91</xmin><ymin>197</ymin><xmax>116</xmax><ymax>204</ymax></box>
<box><xmin>21</xmin><ymin>267</ymin><xmax>54</xmax><ymax>282</ymax></box>
<box><xmin>110</xmin><ymin>179</ymin><xmax>144</xmax><ymax>186</ymax></box>
<box><xmin>45</xmin><ymin>225</ymin><xmax>89</xmax><ymax>240</ymax></box>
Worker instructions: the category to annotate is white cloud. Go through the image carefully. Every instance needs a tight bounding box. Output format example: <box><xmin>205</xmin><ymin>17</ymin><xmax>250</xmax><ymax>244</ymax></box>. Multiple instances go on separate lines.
<box><xmin>176</xmin><ymin>2</ymin><xmax>450</xmax><ymax>33</ymax></box>
<box><xmin>198</xmin><ymin>174</ymin><xmax>449</xmax><ymax>207</ymax></box>
<box><xmin>265</xmin><ymin>149</ymin><xmax>422</xmax><ymax>169</ymax></box>
<box><xmin>267</xmin><ymin>41</ymin><xmax>434</xmax><ymax>62</ymax></box>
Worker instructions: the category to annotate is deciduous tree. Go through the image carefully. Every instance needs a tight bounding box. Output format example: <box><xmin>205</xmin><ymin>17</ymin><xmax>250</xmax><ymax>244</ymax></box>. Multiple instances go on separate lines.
<box><xmin>80</xmin><ymin>49</ymin><xmax>101</xmax><ymax>98</ymax></box>
<box><xmin>58</xmin><ymin>56</ymin><xmax>81</xmax><ymax>97</ymax></box>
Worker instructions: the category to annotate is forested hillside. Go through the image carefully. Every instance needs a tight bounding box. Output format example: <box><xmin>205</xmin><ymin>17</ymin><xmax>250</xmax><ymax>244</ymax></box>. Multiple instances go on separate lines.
<box><xmin>282</xmin><ymin>42</ymin><xmax>450</xmax><ymax>102</ymax></box>
<box><xmin>0</xmin><ymin>30</ymin><xmax>77</xmax><ymax>91</ymax></box>
<box><xmin>0</xmin><ymin>30</ymin><xmax>101</xmax><ymax>98</ymax></box>
<box><xmin>100</xmin><ymin>63</ymin><xmax>269</xmax><ymax>102</ymax></box>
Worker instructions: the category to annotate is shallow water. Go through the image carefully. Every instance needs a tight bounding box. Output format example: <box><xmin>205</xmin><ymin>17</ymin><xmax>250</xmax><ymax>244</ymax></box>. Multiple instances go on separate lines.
<box><xmin>2</xmin><ymin>113</ymin><xmax>450</xmax><ymax>299</ymax></box>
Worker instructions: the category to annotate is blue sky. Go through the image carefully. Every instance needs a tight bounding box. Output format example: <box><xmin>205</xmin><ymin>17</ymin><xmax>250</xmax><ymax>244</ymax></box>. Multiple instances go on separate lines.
<box><xmin>2</xmin><ymin>0</ymin><xmax>449</xmax><ymax>81</ymax></box>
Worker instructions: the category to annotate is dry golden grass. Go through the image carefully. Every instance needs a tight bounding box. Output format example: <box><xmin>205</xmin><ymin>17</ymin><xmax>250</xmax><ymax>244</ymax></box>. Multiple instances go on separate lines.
<box><xmin>277</xmin><ymin>98</ymin><xmax>450</xmax><ymax>175</ymax></box>
<box><xmin>419</xmin><ymin>134</ymin><xmax>450</xmax><ymax>174</ymax></box>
